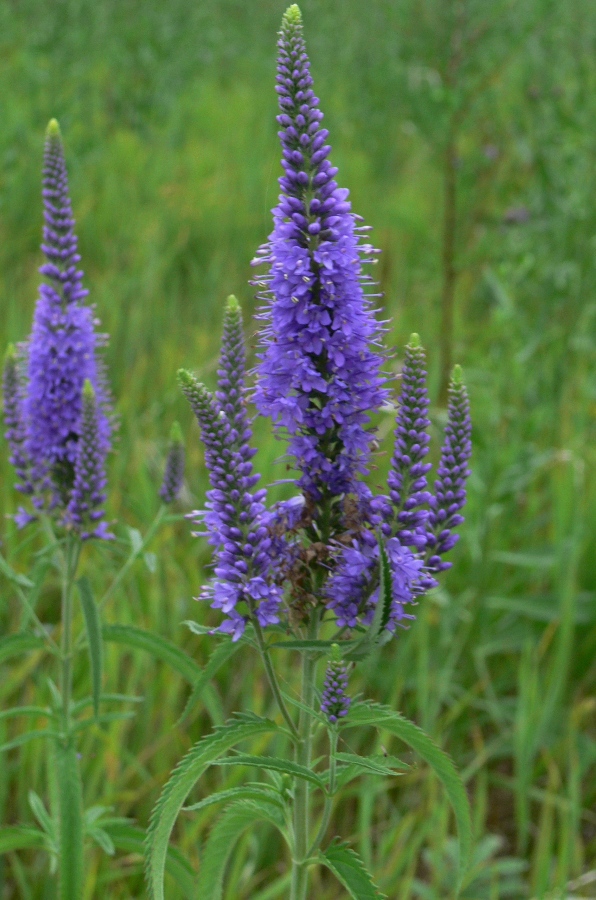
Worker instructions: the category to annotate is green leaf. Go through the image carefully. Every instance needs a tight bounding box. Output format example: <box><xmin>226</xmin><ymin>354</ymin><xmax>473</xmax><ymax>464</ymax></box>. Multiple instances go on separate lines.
<box><xmin>0</xmin><ymin>729</ymin><xmax>57</xmax><ymax>754</ymax></box>
<box><xmin>219</xmin><ymin>757</ymin><xmax>315</xmax><ymax>795</ymax></box>
<box><xmin>144</xmin><ymin>713</ymin><xmax>282</xmax><ymax>900</ymax></box>
<box><xmin>183</xmin><ymin>784</ymin><xmax>285</xmax><ymax>813</ymax></box>
<box><xmin>28</xmin><ymin>791</ymin><xmax>56</xmax><ymax>844</ymax></box>
<box><xmin>196</xmin><ymin>800</ymin><xmax>286</xmax><ymax>900</ymax></box>
<box><xmin>0</xmin><ymin>632</ymin><xmax>46</xmax><ymax>665</ymax></box>
<box><xmin>346</xmin><ymin>538</ymin><xmax>393</xmax><ymax>662</ymax></box>
<box><xmin>267</xmin><ymin>639</ymin><xmax>355</xmax><ymax>653</ymax></box>
<box><xmin>103</xmin><ymin>624</ymin><xmax>200</xmax><ymax>683</ymax></box>
<box><xmin>346</xmin><ymin>702</ymin><xmax>472</xmax><ymax>889</ymax></box>
<box><xmin>333</xmin><ymin>752</ymin><xmax>409</xmax><ymax>790</ymax></box>
<box><xmin>55</xmin><ymin>739</ymin><xmax>84</xmax><ymax>900</ymax></box>
<box><xmin>319</xmin><ymin>839</ymin><xmax>387</xmax><ymax>899</ymax></box>
<box><xmin>105</xmin><ymin>822</ymin><xmax>196</xmax><ymax>898</ymax></box>
<box><xmin>77</xmin><ymin>577</ymin><xmax>103</xmax><ymax>717</ymax></box>
<box><xmin>213</xmin><ymin>755</ymin><xmax>326</xmax><ymax>791</ymax></box>
<box><xmin>177</xmin><ymin>640</ymin><xmax>240</xmax><ymax>725</ymax></box>
<box><xmin>88</xmin><ymin>827</ymin><xmax>115</xmax><ymax>856</ymax></box>
<box><xmin>0</xmin><ymin>552</ymin><xmax>34</xmax><ymax>588</ymax></box>
<box><xmin>0</xmin><ymin>825</ymin><xmax>48</xmax><ymax>854</ymax></box>
<box><xmin>0</xmin><ymin>705</ymin><xmax>52</xmax><ymax>722</ymax></box>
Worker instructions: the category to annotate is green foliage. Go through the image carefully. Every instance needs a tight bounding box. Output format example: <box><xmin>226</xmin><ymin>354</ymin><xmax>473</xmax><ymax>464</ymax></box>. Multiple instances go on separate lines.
<box><xmin>55</xmin><ymin>740</ymin><xmax>84</xmax><ymax>900</ymax></box>
<box><xmin>319</xmin><ymin>839</ymin><xmax>387</xmax><ymax>899</ymax></box>
<box><xmin>77</xmin><ymin>577</ymin><xmax>103</xmax><ymax>718</ymax></box>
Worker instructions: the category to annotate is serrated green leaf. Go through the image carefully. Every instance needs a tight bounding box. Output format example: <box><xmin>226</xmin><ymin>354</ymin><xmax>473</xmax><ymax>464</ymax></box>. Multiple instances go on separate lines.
<box><xmin>333</xmin><ymin>752</ymin><xmax>409</xmax><ymax>790</ymax></box>
<box><xmin>177</xmin><ymin>639</ymin><xmax>240</xmax><ymax>725</ymax></box>
<box><xmin>0</xmin><ymin>825</ymin><xmax>48</xmax><ymax>854</ymax></box>
<box><xmin>77</xmin><ymin>577</ymin><xmax>103</xmax><ymax>717</ymax></box>
<box><xmin>196</xmin><ymin>800</ymin><xmax>287</xmax><ymax>900</ymax></box>
<box><xmin>55</xmin><ymin>739</ymin><xmax>84</xmax><ymax>900</ymax></box>
<box><xmin>319</xmin><ymin>839</ymin><xmax>387</xmax><ymax>899</ymax></box>
<box><xmin>213</xmin><ymin>755</ymin><xmax>326</xmax><ymax>790</ymax></box>
<box><xmin>346</xmin><ymin>703</ymin><xmax>472</xmax><ymax>889</ymax></box>
<box><xmin>183</xmin><ymin>784</ymin><xmax>285</xmax><ymax>813</ymax></box>
<box><xmin>103</xmin><ymin>624</ymin><xmax>200</xmax><ymax>683</ymax></box>
<box><xmin>105</xmin><ymin>822</ymin><xmax>195</xmax><ymax>897</ymax></box>
<box><xmin>0</xmin><ymin>632</ymin><xmax>46</xmax><ymax>665</ymax></box>
<box><xmin>144</xmin><ymin>714</ymin><xmax>282</xmax><ymax>900</ymax></box>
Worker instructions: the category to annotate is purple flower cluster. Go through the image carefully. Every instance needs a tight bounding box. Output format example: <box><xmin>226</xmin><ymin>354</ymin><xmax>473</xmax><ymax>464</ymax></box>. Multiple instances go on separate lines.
<box><xmin>320</xmin><ymin>650</ymin><xmax>351</xmax><ymax>724</ymax></box>
<box><xmin>182</xmin><ymin>7</ymin><xmax>471</xmax><ymax>643</ymax></box>
<box><xmin>180</xmin><ymin>298</ymin><xmax>282</xmax><ymax>641</ymax></box>
<box><xmin>160</xmin><ymin>422</ymin><xmax>185</xmax><ymax>504</ymax></box>
<box><xmin>2</xmin><ymin>120</ymin><xmax>112</xmax><ymax>537</ymax></box>
<box><xmin>252</xmin><ymin>4</ymin><xmax>388</xmax><ymax>502</ymax></box>
<box><xmin>426</xmin><ymin>367</ymin><xmax>472</xmax><ymax>572</ymax></box>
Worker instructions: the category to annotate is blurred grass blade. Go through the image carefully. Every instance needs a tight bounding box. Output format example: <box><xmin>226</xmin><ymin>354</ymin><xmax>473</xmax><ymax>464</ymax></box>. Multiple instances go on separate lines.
<box><xmin>319</xmin><ymin>839</ymin><xmax>387</xmax><ymax>899</ymax></box>
<box><xmin>103</xmin><ymin>624</ymin><xmax>201</xmax><ymax>683</ymax></box>
<box><xmin>177</xmin><ymin>639</ymin><xmax>240</xmax><ymax>725</ymax></box>
<box><xmin>104</xmin><ymin>822</ymin><xmax>195</xmax><ymax>897</ymax></box>
<box><xmin>77</xmin><ymin>577</ymin><xmax>103</xmax><ymax>718</ymax></box>
<box><xmin>0</xmin><ymin>633</ymin><xmax>46</xmax><ymax>664</ymax></box>
<box><xmin>0</xmin><ymin>826</ymin><xmax>47</xmax><ymax>854</ymax></box>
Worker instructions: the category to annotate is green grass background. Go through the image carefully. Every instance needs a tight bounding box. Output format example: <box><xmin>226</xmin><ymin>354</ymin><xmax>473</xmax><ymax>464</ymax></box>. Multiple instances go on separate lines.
<box><xmin>1</xmin><ymin>0</ymin><xmax>595</xmax><ymax>896</ymax></box>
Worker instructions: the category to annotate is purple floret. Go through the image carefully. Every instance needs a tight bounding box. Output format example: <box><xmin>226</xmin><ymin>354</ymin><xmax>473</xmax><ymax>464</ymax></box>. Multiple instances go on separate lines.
<box><xmin>3</xmin><ymin>345</ymin><xmax>33</xmax><ymax>497</ymax></box>
<box><xmin>426</xmin><ymin>367</ymin><xmax>472</xmax><ymax>572</ymax></box>
<box><xmin>252</xmin><ymin>5</ymin><xmax>388</xmax><ymax>502</ymax></box>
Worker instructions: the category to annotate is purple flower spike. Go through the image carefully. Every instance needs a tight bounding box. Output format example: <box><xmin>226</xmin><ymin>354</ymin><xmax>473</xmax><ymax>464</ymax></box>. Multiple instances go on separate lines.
<box><xmin>160</xmin><ymin>421</ymin><xmax>185</xmax><ymax>504</ymax></box>
<box><xmin>388</xmin><ymin>334</ymin><xmax>433</xmax><ymax>549</ymax></box>
<box><xmin>67</xmin><ymin>380</ymin><xmax>112</xmax><ymax>540</ymax></box>
<box><xmin>320</xmin><ymin>646</ymin><xmax>351</xmax><ymax>724</ymax></box>
<box><xmin>179</xmin><ymin>299</ymin><xmax>282</xmax><ymax>639</ymax></box>
<box><xmin>3</xmin><ymin>345</ymin><xmax>33</xmax><ymax>497</ymax></box>
<box><xmin>426</xmin><ymin>366</ymin><xmax>471</xmax><ymax>572</ymax></box>
<box><xmin>252</xmin><ymin>4</ymin><xmax>388</xmax><ymax>503</ymax></box>
<box><xmin>23</xmin><ymin>119</ymin><xmax>111</xmax><ymax>509</ymax></box>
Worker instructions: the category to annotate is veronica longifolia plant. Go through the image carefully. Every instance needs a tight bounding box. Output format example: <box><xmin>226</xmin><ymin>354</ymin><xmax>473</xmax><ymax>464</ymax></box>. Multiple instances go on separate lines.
<box><xmin>1</xmin><ymin>121</ymin><xmax>182</xmax><ymax>896</ymax></box>
<box><xmin>146</xmin><ymin>7</ymin><xmax>473</xmax><ymax>899</ymax></box>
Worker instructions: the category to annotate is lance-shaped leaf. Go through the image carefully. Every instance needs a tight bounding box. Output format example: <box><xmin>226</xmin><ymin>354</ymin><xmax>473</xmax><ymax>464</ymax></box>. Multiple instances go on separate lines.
<box><xmin>345</xmin><ymin>702</ymin><xmax>472</xmax><ymax>890</ymax></box>
<box><xmin>144</xmin><ymin>714</ymin><xmax>283</xmax><ymax>900</ymax></box>
<box><xmin>78</xmin><ymin>577</ymin><xmax>102</xmax><ymax>717</ymax></box>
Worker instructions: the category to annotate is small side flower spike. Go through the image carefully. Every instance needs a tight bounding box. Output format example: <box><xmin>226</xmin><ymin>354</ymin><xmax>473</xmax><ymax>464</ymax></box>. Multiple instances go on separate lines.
<box><xmin>160</xmin><ymin>421</ymin><xmax>185</xmax><ymax>504</ymax></box>
<box><xmin>321</xmin><ymin>645</ymin><xmax>351</xmax><ymax>724</ymax></box>
<box><xmin>426</xmin><ymin>365</ymin><xmax>471</xmax><ymax>571</ymax></box>
<box><xmin>67</xmin><ymin>380</ymin><xmax>112</xmax><ymax>540</ymax></box>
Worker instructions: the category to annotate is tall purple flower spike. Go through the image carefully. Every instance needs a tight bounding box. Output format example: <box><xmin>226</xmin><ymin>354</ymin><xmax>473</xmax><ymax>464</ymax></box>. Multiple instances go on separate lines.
<box><xmin>426</xmin><ymin>366</ymin><xmax>472</xmax><ymax>572</ymax></box>
<box><xmin>67</xmin><ymin>380</ymin><xmax>112</xmax><ymax>540</ymax></box>
<box><xmin>252</xmin><ymin>4</ymin><xmax>388</xmax><ymax>503</ymax></box>
<box><xmin>320</xmin><ymin>646</ymin><xmax>351</xmax><ymax>724</ymax></box>
<box><xmin>388</xmin><ymin>334</ymin><xmax>433</xmax><ymax>550</ymax></box>
<box><xmin>160</xmin><ymin>421</ymin><xmax>185</xmax><ymax>504</ymax></box>
<box><xmin>23</xmin><ymin>119</ymin><xmax>111</xmax><ymax>509</ymax></box>
<box><xmin>179</xmin><ymin>298</ymin><xmax>281</xmax><ymax>641</ymax></box>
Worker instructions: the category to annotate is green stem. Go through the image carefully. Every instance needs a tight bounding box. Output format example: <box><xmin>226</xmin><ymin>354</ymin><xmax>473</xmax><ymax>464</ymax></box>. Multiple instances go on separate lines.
<box><xmin>60</xmin><ymin>535</ymin><xmax>81</xmax><ymax>736</ymax></box>
<box><xmin>253</xmin><ymin>619</ymin><xmax>299</xmax><ymax>740</ymax></box>
<box><xmin>307</xmin><ymin>728</ymin><xmax>338</xmax><ymax>857</ymax></box>
<box><xmin>291</xmin><ymin>611</ymin><xmax>320</xmax><ymax>900</ymax></box>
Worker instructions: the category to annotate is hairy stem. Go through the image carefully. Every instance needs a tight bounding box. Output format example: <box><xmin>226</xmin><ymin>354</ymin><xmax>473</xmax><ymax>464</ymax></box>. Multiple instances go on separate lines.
<box><xmin>291</xmin><ymin>611</ymin><xmax>320</xmax><ymax>900</ymax></box>
<box><xmin>60</xmin><ymin>534</ymin><xmax>81</xmax><ymax>736</ymax></box>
